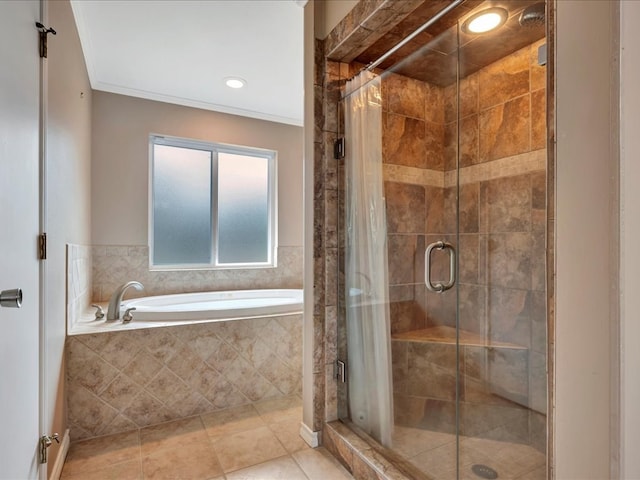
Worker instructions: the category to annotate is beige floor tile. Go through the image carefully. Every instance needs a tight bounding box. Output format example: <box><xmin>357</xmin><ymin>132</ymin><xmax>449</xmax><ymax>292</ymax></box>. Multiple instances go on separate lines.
<box><xmin>392</xmin><ymin>426</ymin><xmax>455</xmax><ymax>458</ymax></box>
<box><xmin>140</xmin><ymin>415</ymin><xmax>208</xmax><ymax>455</ymax></box>
<box><xmin>142</xmin><ymin>441</ymin><xmax>223</xmax><ymax>480</ymax></box>
<box><xmin>201</xmin><ymin>403</ymin><xmax>265</xmax><ymax>439</ymax></box>
<box><xmin>61</xmin><ymin>430</ymin><xmax>140</xmax><ymax>477</ymax></box>
<box><xmin>226</xmin><ymin>456</ymin><xmax>308</xmax><ymax>480</ymax></box>
<box><xmin>212</xmin><ymin>425</ymin><xmax>287</xmax><ymax>472</ymax></box>
<box><xmin>61</xmin><ymin>458</ymin><xmax>142</xmax><ymax>480</ymax></box>
<box><xmin>254</xmin><ymin>395</ymin><xmax>302</xmax><ymax>424</ymax></box>
<box><xmin>292</xmin><ymin>447</ymin><xmax>353</xmax><ymax>480</ymax></box>
<box><xmin>268</xmin><ymin>419</ymin><xmax>309</xmax><ymax>453</ymax></box>
<box><xmin>516</xmin><ymin>464</ymin><xmax>547</xmax><ymax>479</ymax></box>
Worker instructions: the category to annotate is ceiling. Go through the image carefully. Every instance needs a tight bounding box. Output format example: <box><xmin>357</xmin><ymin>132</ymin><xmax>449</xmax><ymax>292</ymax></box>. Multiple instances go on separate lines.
<box><xmin>70</xmin><ymin>1</ymin><xmax>304</xmax><ymax>126</ymax></box>
<box><xmin>348</xmin><ymin>0</ymin><xmax>545</xmax><ymax>86</ymax></box>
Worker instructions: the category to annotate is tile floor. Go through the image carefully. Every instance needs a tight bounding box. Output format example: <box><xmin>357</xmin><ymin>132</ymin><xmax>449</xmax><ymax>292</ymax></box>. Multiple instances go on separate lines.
<box><xmin>61</xmin><ymin>395</ymin><xmax>353</xmax><ymax>480</ymax></box>
<box><xmin>393</xmin><ymin>426</ymin><xmax>546</xmax><ymax>480</ymax></box>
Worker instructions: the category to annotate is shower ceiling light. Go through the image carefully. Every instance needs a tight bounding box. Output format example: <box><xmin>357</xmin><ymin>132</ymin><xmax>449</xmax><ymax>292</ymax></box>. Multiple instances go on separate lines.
<box><xmin>225</xmin><ymin>77</ymin><xmax>246</xmax><ymax>89</ymax></box>
<box><xmin>463</xmin><ymin>7</ymin><xmax>508</xmax><ymax>34</ymax></box>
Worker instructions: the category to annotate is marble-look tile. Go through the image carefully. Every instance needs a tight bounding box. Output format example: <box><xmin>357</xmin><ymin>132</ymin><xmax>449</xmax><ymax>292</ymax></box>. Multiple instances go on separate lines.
<box><xmin>383</xmin><ymin>113</ymin><xmax>426</xmax><ymax>168</ymax></box>
<box><xmin>121</xmin><ymin>351</ymin><xmax>163</xmax><ymax>387</ymax></box>
<box><xmin>487</xmin><ymin>287</ymin><xmax>532</xmax><ymax>348</ymax></box>
<box><xmin>390</xmin><ymin>300</ymin><xmax>426</xmax><ymax>335</ymax></box>
<box><xmin>254</xmin><ymin>394</ymin><xmax>303</xmax><ymax>425</ymax></box>
<box><xmin>459</xmin><ymin>114</ymin><xmax>480</xmax><ymax>168</ymax></box>
<box><xmin>123</xmin><ymin>391</ymin><xmax>174</xmax><ymax>427</ymax></box>
<box><xmin>226</xmin><ymin>455</ymin><xmax>307</xmax><ymax>480</ymax></box>
<box><xmin>268</xmin><ymin>418</ymin><xmax>309</xmax><ymax>454</ymax></box>
<box><xmin>384</xmin><ymin>181</ymin><xmax>425</xmax><ymax>234</ymax></box>
<box><xmin>460</xmin><ymin>401</ymin><xmax>528</xmax><ymax>439</ymax></box>
<box><xmin>459</xmin><ymin>182</ymin><xmax>480</xmax><ymax>233</ymax></box>
<box><xmin>61</xmin><ymin>458</ymin><xmax>142</xmax><ymax>480</ymax></box>
<box><xmin>425</xmin><ymin>186</ymin><xmax>445</xmax><ymax>234</ymax></box>
<box><xmin>212</xmin><ymin>425</ymin><xmax>287</xmax><ymax>473</ymax></box>
<box><xmin>529</xmin><ymin>350</ymin><xmax>547</xmax><ymax>414</ymax></box>
<box><xmin>142</xmin><ymin>441</ymin><xmax>223</xmax><ymax>480</ymax></box>
<box><xmin>61</xmin><ymin>430</ymin><xmax>140</xmax><ymax>477</ymax></box>
<box><xmin>479</xmin><ymin>45</ymin><xmax>530</xmax><ymax>110</ymax></box>
<box><xmin>100</xmin><ymin>374</ymin><xmax>141</xmax><ymax>412</ymax></box>
<box><xmin>407</xmin><ymin>343</ymin><xmax>459</xmax><ymax>401</ymax></box>
<box><xmin>67</xmin><ymin>385</ymin><xmax>120</xmax><ymax>438</ymax></box>
<box><xmin>392</xmin><ymin>395</ymin><xmax>427</xmax><ymax>428</ymax></box>
<box><xmin>293</xmin><ymin>446</ymin><xmax>353</xmax><ymax>480</ymax></box>
<box><xmin>480</xmin><ymin>173</ymin><xmax>532</xmax><ymax>233</ymax></box>
<box><xmin>391</xmin><ymin>426</ymin><xmax>454</xmax><ymax>458</ymax></box>
<box><xmin>66</xmin><ymin>338</ymin><xmax>119</xmax><ymax>395</ymax></box>
<box><xmin>531</xmin><ymin>88</ymin><xmax>547</xmax><ymax>150</ymax></box>
<box><xmin>384</xmin><ymin>73</ymin><xmax>426</xmax><ymax>119</ymax></box>
<box><xmin>487</xmin><ymin>233</ymin><xmax>533</xmax><ymax>290</ymax></box>
<box><xmin>140</xmin><ymin>416</ymin><xmax>208</xmax><ymax>455</ymax></box>
<box><xmin>425</xmin><ymin>120</ymin><xmax>445</xmax><ymax>171</ymax></box>
<box><xmin>479</xmin><ymin>95</ymin><xmax>531</xmax><ymax>163</ymax></box>
<box><xmin>202</xmin><ymin>404</ymin><xmax>264</xmax><ymax>439</ymax></box>
<box><xmin>387</xmin><ymin>234</ymin><xmax>417</xmax><ymax>286</ymax></box>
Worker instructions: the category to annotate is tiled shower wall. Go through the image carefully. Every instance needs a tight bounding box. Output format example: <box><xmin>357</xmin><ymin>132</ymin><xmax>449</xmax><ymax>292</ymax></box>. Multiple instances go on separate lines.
<box><xmin>385</xmin><ymin>39</ymin><xmax>547</xmax><ymax>449</ymax></box>
<box><xmin>315</xmin><ymin>38</ymin><xmax>548</xmax><ymax>459</ymax></box>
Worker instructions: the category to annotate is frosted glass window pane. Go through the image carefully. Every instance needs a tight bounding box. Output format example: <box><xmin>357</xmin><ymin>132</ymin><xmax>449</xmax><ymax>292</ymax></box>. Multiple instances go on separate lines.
<box><xmin>217</xmin><ymin>152</ymin><xmax>269</xmax><ymax>263</ymax></box>
<box><xmin>153</xmin><ymin>144</ymin><xmax>212</xmax><ymax>265</ymax></box>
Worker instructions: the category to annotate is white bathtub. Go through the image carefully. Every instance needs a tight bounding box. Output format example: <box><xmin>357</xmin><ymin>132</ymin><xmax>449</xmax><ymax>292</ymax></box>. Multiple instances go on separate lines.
<box><xmin>69</xmin><ymin>289</ymin><xmax>303</xmax><ymax>335</ymax></box>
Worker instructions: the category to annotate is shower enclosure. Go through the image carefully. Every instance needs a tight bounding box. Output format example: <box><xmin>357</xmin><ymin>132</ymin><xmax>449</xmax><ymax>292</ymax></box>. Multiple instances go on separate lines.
<box><xmin>336</xmin><ymin>1</ymin><xmax>548</xmax><ymax>479</ymax></box>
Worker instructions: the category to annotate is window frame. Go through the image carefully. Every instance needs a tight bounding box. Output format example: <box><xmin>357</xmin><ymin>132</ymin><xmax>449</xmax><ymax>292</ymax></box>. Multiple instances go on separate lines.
<box><xmin>148</xmin><ymin>134</ymin><xmax>278</xmax><ymax>271</ymax></box>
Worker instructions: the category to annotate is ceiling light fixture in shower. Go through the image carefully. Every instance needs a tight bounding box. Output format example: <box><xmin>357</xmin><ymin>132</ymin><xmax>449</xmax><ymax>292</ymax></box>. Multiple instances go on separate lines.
<box><xmin>462</xmin><ymin>7</ymin><xmax>508</xmax><ymax>34</ymax></box>
<box><xmin>225</xmin><ymin>77</ymin><xmax>246</xmax><ymax>89</ymax></box>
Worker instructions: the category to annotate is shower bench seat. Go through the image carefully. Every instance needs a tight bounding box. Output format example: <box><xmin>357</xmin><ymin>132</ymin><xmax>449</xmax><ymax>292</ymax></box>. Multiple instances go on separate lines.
<box><xmin>391</xmin><ymin>325</ymin><xmax>527</xmax><ymax>350</ymax></box>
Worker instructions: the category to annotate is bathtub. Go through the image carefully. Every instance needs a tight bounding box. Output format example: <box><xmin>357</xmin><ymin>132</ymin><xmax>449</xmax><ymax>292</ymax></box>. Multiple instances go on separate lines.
<box><xmin>69</xmin><ymin>288</ymin><xmax>303</xmax><ymax>335</ymax></box>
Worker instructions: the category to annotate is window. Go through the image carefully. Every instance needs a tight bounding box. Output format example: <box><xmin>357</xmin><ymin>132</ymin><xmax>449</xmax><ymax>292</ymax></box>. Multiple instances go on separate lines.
<box><xmin>149</xmin><ymin>135</ymin><xmax>277</xmax><ymax>269</ymax></box>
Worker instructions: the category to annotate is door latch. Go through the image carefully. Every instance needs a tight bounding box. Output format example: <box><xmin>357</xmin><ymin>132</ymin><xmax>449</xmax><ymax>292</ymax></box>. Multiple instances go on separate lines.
<box><xmin>40</xmin><ymin>433</ymin><xmax>59</xmax><ymax>464</ymax></box>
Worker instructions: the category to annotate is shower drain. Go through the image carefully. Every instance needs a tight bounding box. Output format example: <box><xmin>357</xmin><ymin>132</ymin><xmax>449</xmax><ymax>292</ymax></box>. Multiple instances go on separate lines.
<box><xmin>471</xmin><ymin>464</ymin><xmax>499</xmax><ymax>479</ymax></box>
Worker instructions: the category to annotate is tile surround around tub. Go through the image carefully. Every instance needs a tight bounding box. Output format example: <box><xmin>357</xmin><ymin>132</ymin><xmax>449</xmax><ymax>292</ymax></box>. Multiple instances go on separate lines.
<box><xmin>66</xmin><ymin>314</ymin><xmax>302</xmax><ymax>440</ymax></box>
<box><xmin>91</xmin><ymin>245</ymin><xmax>303</xmax><ymax>302</ymax></box>
<box><xmin>66</xmin><ymin>244</ymin><xmax>92</xmax><ymax>331</ymax></box>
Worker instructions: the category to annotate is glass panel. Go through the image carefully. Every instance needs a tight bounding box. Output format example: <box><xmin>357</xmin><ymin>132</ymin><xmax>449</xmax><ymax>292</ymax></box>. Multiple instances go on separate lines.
<box><xmin>457</xmin><ymin>1</ymin><xmax>547</xmax><ymax>478</ymax></box>
<box><xmin>337</xmin><ymin>1</ymin><xmax>548</xmax><ymax>478</ymax></box>
<box><xmin>152</xmin><ymin>144</ymin><xmax>212</xmax><ymax>265</ymax></box>
<box><xmin>217</xmin><ymin>152</ymin><xmax>269</xmax><ymax>264</ymax></box>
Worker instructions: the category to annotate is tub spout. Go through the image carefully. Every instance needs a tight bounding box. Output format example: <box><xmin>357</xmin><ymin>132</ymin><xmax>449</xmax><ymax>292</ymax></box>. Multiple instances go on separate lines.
<box><xmin>107</xmin><ymin>281</ymin><xmax>144</xmax><ymax>320</ymax></box>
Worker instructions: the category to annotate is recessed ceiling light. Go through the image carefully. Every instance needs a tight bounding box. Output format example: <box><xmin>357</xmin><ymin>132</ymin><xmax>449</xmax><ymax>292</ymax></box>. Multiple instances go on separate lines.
<box><xmin>463</xmin><ymin>7</ymin><xmax>508</xmax><ymax>34</ymax></box>
<box><xmin>225</xmin><ymin>77</ymin><xmax>246</xmax><ymax>89</ymax></box>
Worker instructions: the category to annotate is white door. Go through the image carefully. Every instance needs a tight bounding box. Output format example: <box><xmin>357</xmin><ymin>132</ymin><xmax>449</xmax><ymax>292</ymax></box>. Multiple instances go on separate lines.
<box><xmin>0</xmin><ymin>0</ymin><xmax>42</xmax><ymax>478</ymax></box>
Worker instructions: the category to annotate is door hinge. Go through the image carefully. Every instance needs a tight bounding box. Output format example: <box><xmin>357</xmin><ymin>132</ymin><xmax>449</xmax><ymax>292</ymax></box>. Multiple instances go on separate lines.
<box><xmin>39</xmin><ymin>233</ymin><xmax>47</xmax><ymax>260</ymax></box>
<box><xmin>334</xmin><ymin>138</ymin><xmax>345</xmax><ymax>160</ymax></box>
<box><xmin>336</xmin><ymin>359</ymin><xmax>346</xmax><ymax>383</ymax></box>
<box><xmin>40</xmin><ymin>433</ymin><xmax>59</xmax><ymax>464</ymax></box>
<box><xmin>35</xmin><ymin>22</ymin><xmax>57</xmax><ymax>59</ymax></box>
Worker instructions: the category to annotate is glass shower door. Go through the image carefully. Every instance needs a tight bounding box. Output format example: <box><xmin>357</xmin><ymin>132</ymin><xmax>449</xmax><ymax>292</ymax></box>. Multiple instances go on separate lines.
<box><xmin>338</xmin><ymin>2</ymin><xmax>547</xmax><ymax>478</ymax></box>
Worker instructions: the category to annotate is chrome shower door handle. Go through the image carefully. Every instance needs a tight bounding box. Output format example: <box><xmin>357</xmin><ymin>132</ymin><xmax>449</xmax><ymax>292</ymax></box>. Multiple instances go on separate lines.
<box><xmin>424</xmin><ymin>241</ymin><xmax>456</xmax><ymax>293</ymax></box>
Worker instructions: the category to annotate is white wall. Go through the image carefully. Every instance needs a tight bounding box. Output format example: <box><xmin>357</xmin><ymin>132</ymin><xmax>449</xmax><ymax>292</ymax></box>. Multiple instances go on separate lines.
<box><xmin>46</xmin><ymin>0</ymin><xmax>93</xmax><ymax>472</ymax></box>
<box><xmin>314</xmin><ymin>0</ymin><xmax>358</xmax><ymax>40</ymax></box>
<box><xmin>555</xmin><ymin>1</ymin><xmax>618</xmax><ymax>477</ymax></box>
<box><xmin>620</xmin><ymin>1</ymin><xmax>640</xmax><ymax>477</ymax></box>
<box><xmin>91</xmin><ymin>92</ymin><xmax>303</xmax><ymax>247</ymax></box>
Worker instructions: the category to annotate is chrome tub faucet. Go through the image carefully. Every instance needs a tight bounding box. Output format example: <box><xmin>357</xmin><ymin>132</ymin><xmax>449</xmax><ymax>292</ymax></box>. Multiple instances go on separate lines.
<box><xmin>107</xmin><ymin>281</ymin><xmax>144</xmax><ymax>320</ymax></box>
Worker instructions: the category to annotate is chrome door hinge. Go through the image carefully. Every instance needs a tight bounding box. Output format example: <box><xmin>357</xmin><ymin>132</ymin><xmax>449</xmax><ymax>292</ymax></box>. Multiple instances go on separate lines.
<box><xmin>334</xmin><ymin>138</ymin><xmax>345</xmax><ymax>160</ymax></box>
<box><xmin>40</xmin><ymin>433</ymin><xmax>59</xmax><ymax>464</ymax></box>
<box><xmin>336</xmin><ymin>360</ymin><xmax>346</xmax><ymax>383</ymax></box>
<box><xmin>38</xmin><ymin>233</ymin><xmax>47</xmax><ymax>260</ymax></box>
